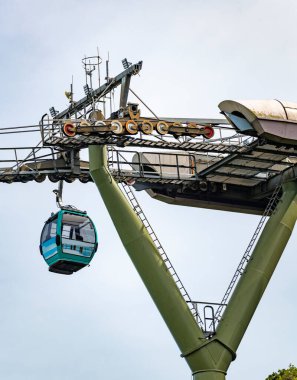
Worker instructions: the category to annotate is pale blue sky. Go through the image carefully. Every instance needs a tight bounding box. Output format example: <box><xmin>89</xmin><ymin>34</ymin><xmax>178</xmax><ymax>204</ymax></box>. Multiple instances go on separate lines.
<box><xmin>0</xmin><ymin>1</ymin><xmax>297</xmax><ymax>379</ymax></box>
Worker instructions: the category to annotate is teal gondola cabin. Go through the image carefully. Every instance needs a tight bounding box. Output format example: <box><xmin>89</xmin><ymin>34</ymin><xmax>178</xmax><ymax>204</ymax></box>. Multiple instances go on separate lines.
<box><xmin>40</xmin><ymin>208</ymin><xmax>98</xmax><ymax>275</ymax></box>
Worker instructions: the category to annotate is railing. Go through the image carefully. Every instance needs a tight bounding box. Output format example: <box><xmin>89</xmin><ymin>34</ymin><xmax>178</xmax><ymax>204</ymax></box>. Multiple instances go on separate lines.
<box><xmin>108</xmin><ymin>149</ymin><xmax>200</xmax><ymax>183</ymax></box>
<box><xmin>0</xmin><ymin>146</ymin><xmax>57</xmax><ymax>172</ymax></box>
<box><xmin>189</xmin><ymin>301</ymin><xmax>227</xmax><ymax>337</ymax></box>
<box><xmin>0</xmin><ymin>147</ymin><xmax>90</xmax><ymax>183</ymax></box>
<box><xmin>106</xmin><ymin>133</ymin><xmax>256</xmax><ymax>184</ymax></box>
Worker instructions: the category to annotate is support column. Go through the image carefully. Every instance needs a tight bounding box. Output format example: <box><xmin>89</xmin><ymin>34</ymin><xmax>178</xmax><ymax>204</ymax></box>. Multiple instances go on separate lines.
<box><xmin>216</xmin><ymin>180</ymin><xmax>297</xmax><ymax>355</ymax></box>
<box><xmin>183</xmin><ymin>181</ymin><xmax>297</xmax><ymax>379</ymax></box>
<box><xmin>89</xmin><ymin>145</ymin><xmax>209</xmax><ymax>364</ymax></box>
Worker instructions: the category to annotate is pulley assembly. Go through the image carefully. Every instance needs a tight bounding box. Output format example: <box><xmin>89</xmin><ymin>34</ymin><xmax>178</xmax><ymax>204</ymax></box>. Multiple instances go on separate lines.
<box><xmin>61</xmin><ymin>103</ymin><xmax>215</xmax><ymax>139</ymax></box>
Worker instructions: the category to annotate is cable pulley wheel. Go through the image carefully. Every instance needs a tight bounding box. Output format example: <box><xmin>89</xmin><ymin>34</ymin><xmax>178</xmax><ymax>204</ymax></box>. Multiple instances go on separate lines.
<box><xmin>64</xmin><ymin>176</ymin><xmax>75</xmax><ymax>183</ymax></box>
<box><xmin>156</xmin><ymin>121</ymin><xmax>169</xmax><ymax>135</ymax></box>
<box><xmin>48</xmin><ymin>174</ymin><xmax>60</xmax><ymax>183</ymax></box>
<box><xmin>63</xmin><ymin>122</ymin><xmax>76</xmax><ymax>137</ymax></box>
<box><xmin>187</xmin><ymin>123</ymin><xmax>199</xmax><ymax>138</ymax></box>
<box><xmin>125</xmin><ymin>120</ymin><xmax>138</xmax><ymax>135</ymax></box>
<box><xmin>171</xmin><ymin>122</ymin><xmax>183</xmax><ymax>137</ymax></box>
<box><xmin>95</xmin><ymin>120</ymin><xmax>106</xmax><ymax>134</ymax></box>
<box><xmin>203</xmin><ymin>126</ymin><xmax>215</xmax><ymax>139</ymax></box>
<box><xmin>111</xmin><ymin>120</ymin><xmax>124</xmax><ymax>135</ymax></box>
<box><xmin>80</xmin><ymin>120</ymin><xmax>91</xmax><ymax>136</ymax></box>
<box><xmin>79</xmin><ymin>176</ymin><xmax>90</xmax><ymax>183</ymax></box>
<box><xmin>34</xmin><ymin>174</ymin><xmax>46</xmax><ymax>183</ymax></box>
<box><xmin>140</xmin><ymin>120</ymin><xmax>154</xmax><ymax>135</ymax></box>
<box><xmin>89</xmin><ymin>109</ymin><xmax>104</xmax><ymax>122</ymax></box>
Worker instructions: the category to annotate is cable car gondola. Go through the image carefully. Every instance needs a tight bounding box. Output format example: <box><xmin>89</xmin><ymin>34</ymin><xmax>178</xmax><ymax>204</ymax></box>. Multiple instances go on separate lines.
<box><xmin>40</xmin><ymin>207</ymin><xmax>98</xmax><ymax>275</ymax></box>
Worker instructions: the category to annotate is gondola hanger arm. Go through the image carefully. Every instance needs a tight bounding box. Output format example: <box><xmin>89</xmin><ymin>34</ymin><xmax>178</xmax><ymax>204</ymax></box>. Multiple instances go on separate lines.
<box><xmin>53</xmin><ymin>180</ymin><xmax>64</xmax><ymax>209</ymax></box>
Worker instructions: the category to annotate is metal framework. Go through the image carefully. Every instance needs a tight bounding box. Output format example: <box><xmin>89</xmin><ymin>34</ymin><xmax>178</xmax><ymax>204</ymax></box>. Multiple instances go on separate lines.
<box><xmin>89</xmin><ymin>144</ymin><xmax>297</xmax><ymax>380</ymax></box>
<box><xmin>1</xmin><ymin>54</ymin><xmax>297</xmax><ymax>379</ymax></box>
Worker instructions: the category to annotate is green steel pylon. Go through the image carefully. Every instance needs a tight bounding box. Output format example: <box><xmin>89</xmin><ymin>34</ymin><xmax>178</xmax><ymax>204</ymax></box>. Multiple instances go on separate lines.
<box><xmin>89</xmin><ymin>145</ymin><xmax>297</xmax><ymax>379</ymax></box>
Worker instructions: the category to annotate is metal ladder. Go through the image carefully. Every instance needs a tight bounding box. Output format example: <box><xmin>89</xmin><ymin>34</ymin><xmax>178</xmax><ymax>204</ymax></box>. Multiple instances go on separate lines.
<box><xmin>120</xmin><ymin>181</ymin><xmax>204</xmax><ymax>328</ymax></box>
<box><xmin>213</xmin><ymin>184</ymin><xmax>282</xmax><ymax>327</ymax></box>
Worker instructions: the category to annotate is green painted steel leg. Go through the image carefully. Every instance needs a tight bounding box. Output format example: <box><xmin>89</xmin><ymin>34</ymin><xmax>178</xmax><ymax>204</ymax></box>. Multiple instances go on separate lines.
<box><xmin>89</xmin><ymin>146</ymin><xmax>207</xmax><ymax>359</ymax></box>
<box><xmin>89</xmin><ymin>145</ymin><xmax>297</xmax><ymax>379</ymax></box>
<box><xmin>189</xmin><ymin>181</ymin><xmax>297</xmax><ymax>378</ymax></box>
<box><xmin>216</xmin><ymin>181</ymin><xmax>297</xmax><ymax>355</ymax></box>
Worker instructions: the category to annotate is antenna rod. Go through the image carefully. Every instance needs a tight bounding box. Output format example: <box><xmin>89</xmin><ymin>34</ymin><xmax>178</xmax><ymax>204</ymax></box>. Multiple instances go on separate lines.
<box><xmin>106</xmin><ymin>52</ymin><xmax>109</xmax><ymax>81</ymax></box>
<box><xmin>71</xmin><ymin>75</ymin><xmax>73</xmax><ymax>104</ymax></box>
<box><xmin>97</xmin><ymin>46</ymin><xmax>101</xmax><ymax>89</ymax></box>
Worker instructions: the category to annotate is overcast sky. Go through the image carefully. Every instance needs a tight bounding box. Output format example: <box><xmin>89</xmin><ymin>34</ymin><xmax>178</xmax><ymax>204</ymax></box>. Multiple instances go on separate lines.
<box><xmin>0</xmin><ymin>1</ymin><xmax>297</xmax><ymax>379</ymax></box>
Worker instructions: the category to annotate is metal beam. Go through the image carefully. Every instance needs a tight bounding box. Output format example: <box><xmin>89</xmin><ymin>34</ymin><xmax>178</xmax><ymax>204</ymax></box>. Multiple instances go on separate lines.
<box><xmin>210</xmin><ymin>170</ymin><xmax>267</xmax><ymax>182</ymax></box>
<box><xmin>239</xmin><ymin>154</ymin><xmax>294</xmax><ymax>166</ymax></box>
<box><xmin>119</xmin><ymin>75</ymin><xmax>131</xmax><ymax>108</ymax></box>
<box><xmin>198</xmin><ymin>141</ymin><xmax>259</xmax><ymax>178</ymax></box>
<box><xmin>158</xmin><ymin>117</ymin><xmax>229</xmax><ymax>125</ymax></box>
<box><xmin>223</xmin><ymin>163</ymin><xmax>280</xmax><ymax>174</ymax></box>
<box><xmin>252</xmin><ymin>164</ymin><xmax>297</xmax><ymax>198</ymax></box>
<box><xmin>254</xmin><ymin>146</ymin><xmax>297</xmax><ymax>156</ymax></box>
<box><xmin>198</xmin><ymin>153</ymin><xmax>239</xmax><ymax>178</ymax></box>
<box><xmin>54</xmin><ymin>62</ymin><xmax>142</xmax><ymax>120</ymax></box>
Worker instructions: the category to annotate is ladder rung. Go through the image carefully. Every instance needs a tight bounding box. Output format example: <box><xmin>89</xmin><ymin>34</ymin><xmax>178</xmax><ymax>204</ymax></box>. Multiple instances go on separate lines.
<box><xmin>120</xmin><ymin>182</ymin><xmax>204</xmax><ymax>330</ymax></box>
<box><xmin>214</xmin><ymin>185</ymin><xmax>281</xmax><ymax>325</ymax></box>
